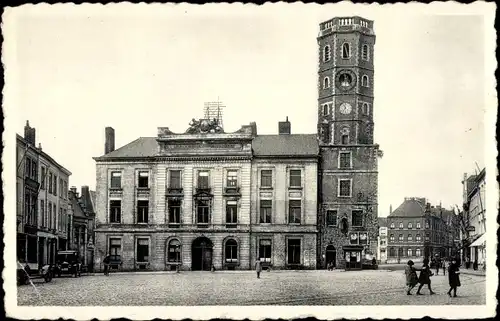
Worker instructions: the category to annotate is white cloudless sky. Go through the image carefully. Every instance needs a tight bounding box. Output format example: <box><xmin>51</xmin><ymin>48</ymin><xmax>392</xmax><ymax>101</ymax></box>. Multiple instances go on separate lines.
<box><xmin>5</xmin><ymin>3</ymin><xmax>492</xmax><ymax>216</ymax></box>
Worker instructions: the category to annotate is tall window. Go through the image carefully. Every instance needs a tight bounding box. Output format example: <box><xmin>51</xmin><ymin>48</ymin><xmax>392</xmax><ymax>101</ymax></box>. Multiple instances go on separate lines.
<box><xmin>260</xmin><ymin>200</ymin><xmax>272</xmax><ymax>223</ymax></box>
<box><xmin>196</xmin><ymin>200</ymin><xmax>210</xmax><ymax>224</ymax></box>
<box><xmin>408</xmin><ymin>234</ymin><xmax>413</xmax><ymax>241</ymax></box>
<box><xmin>168</xmin><ymin>200</ymin><xmax>181</xmax><ymax>224</ymax></box>
<box><xmin>326</xmin><ymin>210</ymin><xmax>337</xmax><ymax>226</ymax></box>
<box><xmin>341</xmin><ymin>134</ymin><xmax>349</xmax><ymax>145</ymax></box>
<box><xmin>138</xmin><ymin>171</ymin><xmax>149</xmax><ymax>188</ymax></box>
<box><xmin>226</xmin><ymin>170</ymin><xmax>238</xmax><ymax>187</ymax></box>
<box><xmin>425</xmin><ymin>233</ymin><xmax>430</xmax><ymax>241</ymax></box>
<box><xmin>289</xmin><ymin>169</ymin><xmax>301</xmax><ymax>188</ymax></box>
<box><xmin>323</xmin><ymin>45</ymin><xmax>331</xmax><ymax>62</ymax></box>
<box><xmin>226</xmin><ymin>201</ymin><xmax>238</xmax><ymax>226</ymax></box>
<box><xmin>416</xmin><ymin>248</ymin><xmax>421</xmax><ymax>257</ymax></box>
<box><xmin>351</xmin><ymin>210</ymin><xmax>363</xmax><ymax>227</ymax></box>
<box><xmin>398</xmin><ymin>234</ymin><xmax>404</xmax><ymax>241</ymax></box>
<box><xmin>407</xmin><ymin>248</ymin><xmax>413</xmax><ymax>257</ymax></box>
<box><xmin>167</xmin><ymin>239</ymin><xmax>181</xmax><ymax>262</ymax></box>
<box><xmin>59</xmin><ymin>178</ymin><xmax>63</xmax><ymax>197</ymax></box>
<box><xmin>259</xmin><ymin>239</ymin><xmax>272</xmax><ymax>263</ymax></box>
<box><xmin>25</xmin><ymin>158</ymin><xmax>31</xmax><ymax>178</ymax></box>
<box><xmin>323</xmin><ymin>77</ymin><xmax>330</xmax><ymax>89</ymax></box>
<box><xmin>41</xmin><ymin>167</ymin><xmax>46</xmax><ymax>189</ymax></box>
<box><xmin>40</xmin><ymin>200</ymin><xmax>45</xmax><ymax>228</ymax></box>
<box><xmin>408</xmin><ymin>222</ymin><xmax>413</xmax><ymax>229</ymax></box>
<box><xmin>31</xmin><ymin>160</ymin><xmax>37</xmax><ymax>179</ymax></box>
<box><xmin>109</xmin><ymin>200</ymin><xmax>121</xmax><ymax>223</ymax></box>
<box><xmin>416</xmin><ymin>222</ymin><xmax>421</xmax><ymax>229</ymax></box>
<box><xmin>287</xmin><ymin>239</ymin><xmax>301</xmax><ymax>264</ymax></box>
<box><xmin>197</xmin><ymin>171</ymin><xmax>209</xmax><ymax>189</ymax></box>
<box><xmin>288</xmin><ymin>200</ymin><xmax>301</xmax><ymax>224</ymax></box>
<box><xmin>322</xmin><ymin>104</ymin><xmax>329</xmax><ymax>116</ymax></box>
<box><xmin>52</xmin><ymin>203</ymin><xmax>56</xmax><ymax>228</ymax></box>
<box><xmin>137</xmin><ymin>200</ymin><xmax>149</xmax><ymax>223</ymax></box>
<box><xmin>339</xmin><ymin>152</ymin><xmax>351</xmax><ymax>168</ymax></box>
<box><xmin>109</xmin><ymin>238</ymin><xmax>121</xmax><ymax>256</ymax></box>
<box><xmin>389</xmin><ymin>248</ymin><xmax>396</xmax><ymax>257</ymax></box>
<box><xmin>48</xmin><ymin>172</ymin><xmax>53</xmax><ymax>193</ymax></box>
<box><xmin>399</xmin><ymin>222</ymin><xmax>404</xmax><ymax>229</ymax></box>
<box><xmin>342</xmin><ymin>43</ymin><xmax>350</xmax><ymax>59</ymax></box>
<box><xmin>136</xmin><ymin>238</ymin><xmax>149</xmax><ymax>262</ymax></box>
<box><xmin>48</xmin><ymin>201</ymin><xmax>52</xmax><ymax>229</ymax></box>
<box><xmin>110</xmin><ymin>172</ymin><xmax>122</xmax><ymax>189</ymax></box>
<box><xmin>260</xmin><ymin>170</ymin><xmax>272</xmax><ymax>188</ymax></box>
<box><xmin>338</xmin><ymin>179</ymin><xmax>351</xmax><ymax>197</ymax></box>
<box><xmin>362</xmin><ymin>75</ymin><xmax>369</xmax><ymax>87</ymax></box>
<box><xmin>390</xmin><ymin>222</ymin><xmax>395</xmax><ymax>229</ymax></box>
<box><xmin>169</xmin><ymin>170</ymin><xmax>182</xmax><ymax>189</ymax></box>
<box><xmin>389</xmin><ymin>234</ymin><xmax>395</xmax><ymax>242</ymax></box>
<box><xmin>225</xmin><ymin>239</ymin><xmax>238</xmax><ymax>263</ymax></box>
<box><xmin>53</xmin><ymin>175</ymin><xmax>58</xmax><ymax>196</ymax></box>
<box><xmin>362</xmin><ymin>44</ymin><xmax>369</xmax><ymax>60</ymax></box>
<box><xmin>362</xmin><ymin>103</ymin><xmax>369</xmax><ymax>115</ymax></box>
<box><xmin>425</xmin><ymin>220</ymin><xmax>430</xmax><ymax>229</ymax></box>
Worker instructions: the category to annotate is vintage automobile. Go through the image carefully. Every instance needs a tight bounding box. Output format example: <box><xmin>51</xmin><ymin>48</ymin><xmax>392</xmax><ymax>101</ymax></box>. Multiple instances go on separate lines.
<box><xmin>17</xmin><ymin>261</ymin><xmax>53</xmax><ymax>285</ymax></box>
<box><xmin>107</xmin><ymin>254</ymin><xmax>123</xmax><ymax>270</ymax></box>
<box><xmin>54</xmin><ymin>250</ymin><xmax>82</xmax><ymax>277</ymax></box>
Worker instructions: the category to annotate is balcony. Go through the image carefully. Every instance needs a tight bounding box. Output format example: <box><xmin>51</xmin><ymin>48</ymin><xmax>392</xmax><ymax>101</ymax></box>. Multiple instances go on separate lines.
<box><xmin>196</xmin><ymin>187</ymin><xmax>212</xmax><ymax>194</ymax></box>
<box><xmin>136</xmin><ymin>187</ymin><xmax>150</xmax><ymax>198</ymax></box>
<box><xmin>166</xmin><ymin>187</ymin><xmax>184</xmax><ymax>197</ymax></box>
<box><xmin>223</xmin><ymin>186</ymin><xmax>241</xmax><ymax>196</ymax></box>
<box><xmin>24</xmin><ymin>177</ymin><xmax>40</xmax><ymax>190</ymax></box>
<box><xmin>168</xmin><ymin>222</ymin><xmax>181</xmax><ymax>228</ymax></box>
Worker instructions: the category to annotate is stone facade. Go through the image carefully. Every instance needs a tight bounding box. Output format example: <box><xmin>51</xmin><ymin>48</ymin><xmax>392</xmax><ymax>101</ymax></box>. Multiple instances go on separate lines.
<box><xmin>317</xmin><ymin>17</ymin><xmax>381</xmax><ymax>269</ymax></box>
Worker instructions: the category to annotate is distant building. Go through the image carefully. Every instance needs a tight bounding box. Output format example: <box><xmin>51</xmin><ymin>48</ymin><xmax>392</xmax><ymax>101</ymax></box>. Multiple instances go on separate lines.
<box><xmin>377</xmin><ymin>217</ymin><xmax>388</xmax><ymax>263</ymax></box>
<box><xmin>93</xmin><ymin>118</ymin><xmax>318</xmax><ymax>272</ymax></box>
<box><xmin>386</xmin><ymin>197</ymin><xmax>456</xmax><ymax>263</ymax></box>
<box><xmin>461</xmin><ymin>169</ymin><xmax>486</xmax><ymax>266</ymax></box>
<box><xmin>67</xmin><ymin>186</ymin><xmax>96</xmax><ymax>270</ymax></box>
<box><xmin>16</xmin><ymin>121</ymin><xmax>71</xmax><ymax>269</ymax></box>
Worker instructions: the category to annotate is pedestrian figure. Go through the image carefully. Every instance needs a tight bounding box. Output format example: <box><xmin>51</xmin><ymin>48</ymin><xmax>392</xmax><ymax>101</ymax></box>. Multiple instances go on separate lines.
<box><xmin>447</xmin><ymin>258</ymin><xmax>461</xmax><ymax>297</ymax></box>
<box><xmin>211</xmin><ymin>265</ymin><xmax>215</xmax><ymax>272</ymax></box>
<box><xmin>473</xmin><ymin>259</ymin><xmax>478</xmax><ymax>271</ymax></box>
<box><xmin>416</xmin><ymin>258</ymin><xmax>436</xmax><ymax>295</ymax></box>
<box><xmin>465</xmin><ymin>257</ymin><xmax>470</xmax><ymax>269</ymax></box>
<box><xmin>435</xmin><ymin>258</ymin><xmax>440</xmax><ymax>275</ymax></box>
<box><xmin>405</xmin><ymin>260</ymin><xmax>420</xmax><ymax>295</ymax></box>
<box><xmin>442</xmin><ymin>259</ymin><xmax>447</xmax><ymax>276</ymax></box>
<box><xmin>103</xmin><ymin>254</ymin><xmax>110</xmax><ymax>276</ymax></box>
<box><xmin>255</xmin><ymin>259</ymin><xmax>262</xmax><ymax>279</ymax></box>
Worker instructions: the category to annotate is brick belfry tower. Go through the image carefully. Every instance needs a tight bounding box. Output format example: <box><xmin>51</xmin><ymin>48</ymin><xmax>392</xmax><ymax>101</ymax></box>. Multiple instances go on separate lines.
<box><xmin>316</xmin><ymin>17</ymin><xmax>382</xmax><ymax>270</ymax></box>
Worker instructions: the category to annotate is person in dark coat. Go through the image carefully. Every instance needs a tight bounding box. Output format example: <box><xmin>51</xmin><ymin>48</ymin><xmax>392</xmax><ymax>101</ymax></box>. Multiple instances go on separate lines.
<box><xmin>447</xmin><ymin>258</ymin><xmax>461</xmax><ymax>297</ymax></box>
<box><xmin>435</xmin><ymin>258</ymin><xmax>441</xmax><ymax>275</ymax></box>
<box><xmin>405</xmin><ymin>260</ymin><xmax>420</xmax><ymax>295</ymax></box>
<box><xmin>255</xmin><ymin>259</ymin><xmax>262</xmax><ymax>278</ymax></box>
<box><xmin>416</xmin><ymin>258</ymin><xmax>436</xmax><ymax>295</ymax></box>
<box><xmin>103</xmin><ymin>254</ymin><xmax>110</xmax><ymax>276</ymax></box>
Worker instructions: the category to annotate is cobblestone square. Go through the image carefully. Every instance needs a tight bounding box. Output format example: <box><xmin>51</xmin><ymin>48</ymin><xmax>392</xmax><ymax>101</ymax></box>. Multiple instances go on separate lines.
<box><xmin>17</xmin><ymin>270</ymin><xmax>486</xmax><ymax>306</ymax></box>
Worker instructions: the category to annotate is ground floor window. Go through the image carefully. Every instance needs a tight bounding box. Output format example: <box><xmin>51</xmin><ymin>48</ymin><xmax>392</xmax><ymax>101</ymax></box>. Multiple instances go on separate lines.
<box><xmin>136</xmin><ymin>238</ymin><xmax>149</xmax><ymax>262</ymax></box>
<box><xmin>225</xmin><ymin>239</ymin><xmax>238</xmax><ymax>263</ymax></box>
<box><xmin>407</xmin><ymin>248</ymin><xmax>413</xmax><ymax>257</ymax></box>
<box><xmin>416</xmin><ymin>248</ymin><xmax>421</xmax><ymax>257</ymax></box>
<box><xmin>27</xmin><ymin>236</ymin><xmax>37</xmax><ymax>263</ymax></box>
<box><xmin>389</xmin><ymin>248</ymin><xmax>395</xmax><ymax>257</ymax></box>
<box><xmin>259</xmin><ymin>239</ymin><xmax>272</xmax><ymax>263</ymax></box>
<box><xmin>287</xmin><ymin>239</ymin><xmax>301</xmax><ymax>264</ymax></box>
<box><xmin>167</xmin><ymin>239</ymin><xmax>181</xmax><ymax>262</ymax></box>
<box><xmin>109</xmin><ymin>238</ymin><xmax>121</xmax><ymax>256</ymax></box>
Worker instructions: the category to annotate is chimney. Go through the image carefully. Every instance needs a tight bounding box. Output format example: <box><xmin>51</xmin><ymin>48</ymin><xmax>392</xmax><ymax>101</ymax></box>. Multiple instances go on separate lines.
<box><xmin>105</xmin><ymin>127</ymin><xmax>115</xmax><ymax>154</ymax></box>
<box><xmin>278</xmin><ymin>116</ymin><xmax>291</xmax><ymax>135</ymax></box>
<box><xmin>24</xmin><ymin>120</ymin><xmax>36</xmax><ymax>145</ymax></box>
<box><xmin>81</xmin><ymin>186</ymin><xmax>90</xmax><ymax>209</ymax></box>
<box><xmin>389</xmin><ymin>204</ymin><xmax>393</xmax><ymax>214</ymax></box>
<box><xmin>70</xmin><ymin>186</ymin><xmax>78</xmax><ymax>196</ymax></box>
<box><xmin>249</xmin><ymin>122</ymin><xmax>258</xmax><ymax>137</ymax></box>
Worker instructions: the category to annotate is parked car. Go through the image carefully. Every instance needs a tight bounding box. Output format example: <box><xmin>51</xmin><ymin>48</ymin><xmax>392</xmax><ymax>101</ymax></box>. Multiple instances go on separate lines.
<box><xmin>54</xmin><ymin>250</ymin><xmax>82</xmax><ymax>277</ymax></box>
<box><xmin>107</xmin><ymin>254</ymin><xmax>123</xmax><ymax>270</ymax></box>
<box><xmin>17</xmin><ymin>261</ymin><xmax>53</xmax><ymax>285</ymax></box>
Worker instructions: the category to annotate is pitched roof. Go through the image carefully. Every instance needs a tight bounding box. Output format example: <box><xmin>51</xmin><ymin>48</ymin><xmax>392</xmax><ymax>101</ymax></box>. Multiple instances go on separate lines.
<box><xmin>252</xmin><ymin>134</ymin><xmax>319</xmax><ymax>157</ymax></box>
<box><xmin>69</xmin><ymin>191</ymin><xmax>87</xmax><ymax>219</ymax></box>
<box><xmin>388</xmin><ymin>198</ymin><xmax>427</xmax><ymax>218</ymax></box>
<box><xmin>97</xmin><ymin>137</ymin><xmax>158</xmax><ymax>159</ymax></box>
<box><xmin>378</xmin><ymin>217</ymin><xmax>388</xmax><ymax>227</ymax></box>
<box><xmin>95</xmin><ymin>134</ymin><xmax>319</xmax><ymax>159</ymax></box>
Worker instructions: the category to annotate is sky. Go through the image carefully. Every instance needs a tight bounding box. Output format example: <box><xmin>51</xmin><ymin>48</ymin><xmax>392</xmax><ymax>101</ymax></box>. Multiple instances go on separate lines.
<box><xmin>4</xmin><ymin>3</ymin><xmax>493</xmax><ymax>217</ymax></box>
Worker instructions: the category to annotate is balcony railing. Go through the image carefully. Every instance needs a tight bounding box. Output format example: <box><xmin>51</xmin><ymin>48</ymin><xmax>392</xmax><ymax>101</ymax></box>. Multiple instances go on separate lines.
<box><xmin>223</xmin><ymin>187</ymin><xmax>241</xmax><ymax>196</ymax></box>
<box><xmin>166</xmin><ymin>188</ymin><xmax>184</xmax><ymax>196</ymax></box>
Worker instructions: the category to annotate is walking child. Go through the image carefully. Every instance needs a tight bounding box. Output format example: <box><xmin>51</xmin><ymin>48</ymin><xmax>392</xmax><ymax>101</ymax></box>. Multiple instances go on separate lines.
<box><xmin>405</xmin><ymin>260</ymin><xmax>420</xmax><ymax>295</ymax></box>
<box><xmin>416</xmin><ymin>258</ymin><xmax>436</xmax><ymax>295</ymax></box>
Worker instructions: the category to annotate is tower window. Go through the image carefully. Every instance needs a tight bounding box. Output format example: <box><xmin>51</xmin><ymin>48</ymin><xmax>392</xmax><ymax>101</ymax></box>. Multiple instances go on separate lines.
<box><xmin>323</xmin><ymin>45</ymin><xmax>331</xmax><ymax>62</ymax></box>
<box><xmin>362</xmin><ymin>103</ymin><xmax>370</xmax><ymax>115</ymax></box>
<box><xmin>362</xmin><ymin>75</ymin><xmax>369</xmax><ymax>87</ymax></box>
<box><xmin>323</xmin><ymin>77</ymin><xmax>330</xmax><ymax>89</ymax></box>
<box><xmin>342</xmin><ymin>43</ymin><xmax>350</xmax><ymax>59</ymax></box>
<box><xmin>322</xmin><ymin>103</ymin><xmax>330</xmax><ymax>116</ymax></box>
<box><xmin>362</xmin><ymin>44</ymin><xmax>370</xmax><ymax>61</ymax></box>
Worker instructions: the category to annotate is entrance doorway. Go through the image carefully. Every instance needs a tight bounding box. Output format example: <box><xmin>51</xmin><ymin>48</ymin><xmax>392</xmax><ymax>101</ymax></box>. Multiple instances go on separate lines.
<box><xmin>192</xmin><ymin>237</ymin><xmax>213</xmax><ymax>271</ymax></box>
<box><xmin>325</xmin><ymin>245</ymin><xmax>336</xmax><ymax>268</ymax></box>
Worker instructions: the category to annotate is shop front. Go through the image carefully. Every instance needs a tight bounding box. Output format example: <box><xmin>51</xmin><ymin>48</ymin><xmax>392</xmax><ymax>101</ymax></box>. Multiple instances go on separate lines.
<box><xmin>343</xmin><ymin>245</ymin><xmax>363</xmax><ymax>270</ymax></box>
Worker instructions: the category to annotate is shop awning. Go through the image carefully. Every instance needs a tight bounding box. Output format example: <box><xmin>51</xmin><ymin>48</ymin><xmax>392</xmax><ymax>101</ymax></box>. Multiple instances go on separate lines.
<box><xmin>469</xmin><ymin>233</ymin><xmax>486</xmax><ymax>247</ymax></box>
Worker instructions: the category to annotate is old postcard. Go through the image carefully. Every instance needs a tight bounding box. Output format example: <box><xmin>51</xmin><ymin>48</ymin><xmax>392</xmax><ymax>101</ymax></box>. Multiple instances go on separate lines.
<box><xmin>2</xmin><ymin>1</ymin><xmax>497</xmax><ymax>320</ymax></box>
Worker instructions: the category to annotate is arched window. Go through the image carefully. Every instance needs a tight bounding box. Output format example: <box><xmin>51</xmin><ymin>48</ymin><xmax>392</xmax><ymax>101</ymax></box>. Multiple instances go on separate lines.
<box><xmin>342</xmin><ymin>43</ymin><xmax>350</xmax><ymax>59</ymax></box>
<box><xmin>398</xmin><ymin>234</ymin><xmax>403</xmax><ymax>241</ymax></box>
<box><xmin>399</xmin><ymin>222</ymin><xmax>404</xmax><ymax>229</ymax></box>
<box><xmin>362</xmin><ymin>75</ymin><xmax>369</xmax><ymax>87</ymax></box>
<box><xmin>322</xmin><ymin>103</ymin><xmax>329</xmax><ymax>116</ymax></box>
<box><xmin>408</xmin><ymin>222</ymin><xmax>413</xmax><ymax>229</ymax></box>
<box><xmin>390</xmin><ymin>222</ymin><xmax>395</xmax><ymax>229</ymax></box>
<box><xmin>323</xmin><ymin>77</ymin><xmax>330</xmax><ymax>89</ymax></box>
<box><xmin>225</xmin><ymin>239</ymin><xmax>238</xmax><ymax>263</ymax></box>
<box><xmin>323</xmin><ymin>45</ymin><xmax>331</xmax><ymax>62</ymax></box>
<box><xmin>389</xmin><ymin>234</ymin><xmax>394</xmax><ymax>242</ymax></box>
<box><xmin>416</xmin><ymin>248</ymin><xmax>421</xmax><ymax>257</ymax></box>
<box><xmin>362</xmin><ymin>44</ymin><xmax>370</xmax><ymax>61</ymax></box>
<box><xmin>407</xmin><ymin>248</ymin><xmax>413</xmax><ymax>257</ymax></box>
<box><xmin>408</xmin><ymin>234</ymin><xmax>413</xmax><ymax>241</ymax></box>
<box><xmin>167</xmin><ymin>239</ymin><xmax>181</xmax><ymax>262</ymax></box>
<box><xmin>416</xmin><ymin>234</ymin><xmax>421</xmax><ymax>242</ymax></box>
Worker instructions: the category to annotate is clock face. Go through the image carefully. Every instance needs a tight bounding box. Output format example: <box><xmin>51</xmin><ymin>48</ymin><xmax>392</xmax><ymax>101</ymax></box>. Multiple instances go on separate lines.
<box><xmin>339</xmin><ymin>103</ymin><xmax>352</xmax><ymax>115</ymax></box>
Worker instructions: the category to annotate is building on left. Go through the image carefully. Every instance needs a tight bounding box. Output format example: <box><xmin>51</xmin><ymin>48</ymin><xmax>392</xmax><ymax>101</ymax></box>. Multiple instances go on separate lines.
<box><xmin>16</xmin><ymin>121</ymin><xmax>72</xmax><ymax>269</ymax></box>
